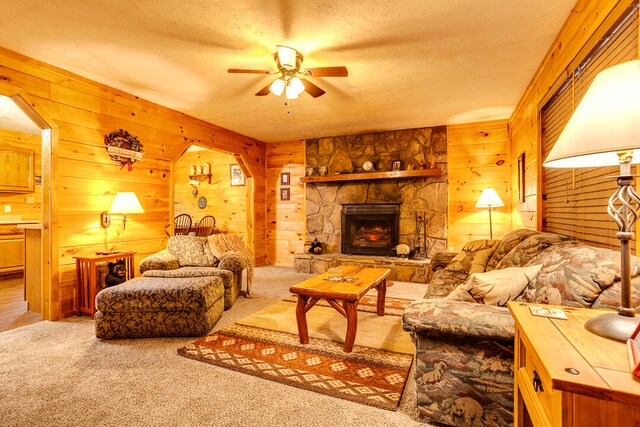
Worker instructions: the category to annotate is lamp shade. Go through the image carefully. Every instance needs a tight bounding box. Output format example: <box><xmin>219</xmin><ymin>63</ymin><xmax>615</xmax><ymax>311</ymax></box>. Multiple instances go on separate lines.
<box><xmin>276</xmin><ymin>45</ymin><xmax>297</xmax><ymax>69</ymax></box>
<box><xmin>476</xmin><ymin>188</ymin><xmax>504</xmax><ymax>208</ymax></box>
<box><xmin>543</xmin><ymin>60</ymin><xmax>640</xmax><ymax>168</ymax></box>
<box><xmin>289</xmin><ymin>77</ymin><xmax>305</xmax><ymax>95</ymax></box>
<box><xmin>270</xmin><ymin>78</ymin><xmax>285</xmax><ymax>96</ymax></box>
<box><xmin>110</xmin><ymin>192</ymin><xmax>145</xmax><ymax>214</ymax></box>
<box><xmin>285</xmin><ymin>84</ymin><xmax>300</xmax><ymax>100</ymax></box>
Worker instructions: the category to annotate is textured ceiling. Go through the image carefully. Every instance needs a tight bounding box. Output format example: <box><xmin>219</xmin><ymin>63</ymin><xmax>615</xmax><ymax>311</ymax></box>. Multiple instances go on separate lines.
<box><xmin>0</xmin><ymin>96</ymin><xmax>41</xmax><ymax>135</ymax></box>
<box><xmin>0</xmin><ymin>0</ymin><xmax>576</xmax><ymax>142</ymax></box>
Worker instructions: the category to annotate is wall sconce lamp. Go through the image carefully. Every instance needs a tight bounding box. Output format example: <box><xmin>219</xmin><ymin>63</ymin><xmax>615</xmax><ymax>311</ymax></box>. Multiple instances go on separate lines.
<box><xmin>544</xmin><ymin>60</ymin><xmax>640</xmax><ymax>342</ymax></box>
<box><xmin>100</xmin><ymin>192</ymin><xmax>145</xmax><ymax>230</ymax></box>
<box><xmin>475</xmin><ymin>188</ymin><xmax>504</xmax><ymax>239</ymax></box>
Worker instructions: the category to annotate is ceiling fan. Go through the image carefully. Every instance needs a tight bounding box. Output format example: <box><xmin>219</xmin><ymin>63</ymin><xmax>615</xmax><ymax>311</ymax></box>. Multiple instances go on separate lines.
<box><xmin>228</xmin><ymin>45</ymin><xmax>348</xmax><ymax>99</ymax></box>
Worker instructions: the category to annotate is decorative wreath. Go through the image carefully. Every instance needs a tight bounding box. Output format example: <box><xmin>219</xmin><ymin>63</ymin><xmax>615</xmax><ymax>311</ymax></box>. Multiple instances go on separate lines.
<box><xmin>104</xmin><ymin>129</ymin><xmax>144</xmax><ymax>171</ymax></box>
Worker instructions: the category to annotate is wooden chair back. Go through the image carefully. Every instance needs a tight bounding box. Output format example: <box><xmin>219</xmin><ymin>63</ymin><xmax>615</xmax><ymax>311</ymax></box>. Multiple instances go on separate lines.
<box><xmin>195</xmin><ymin>215</ymin><xmax>216</xmax><ymax>236</ymax></box>
<box><xmin>174</xmin><ymin>214</ymin><xmax>192</xmax><ymax>235</ymax></box>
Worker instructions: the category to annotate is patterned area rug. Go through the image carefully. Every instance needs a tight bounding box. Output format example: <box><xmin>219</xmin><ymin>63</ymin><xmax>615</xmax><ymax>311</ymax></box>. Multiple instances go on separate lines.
<box><xmin>178</xmin><ymin>297</ymin><xmax>414</xmax><ymax>411</ymax></box>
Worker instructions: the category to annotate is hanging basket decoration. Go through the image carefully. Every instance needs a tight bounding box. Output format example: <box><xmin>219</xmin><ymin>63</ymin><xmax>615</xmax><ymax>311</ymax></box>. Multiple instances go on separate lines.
<box><xmin>104</xmin><ymin>129</ymin><xmax>144</xmax><ymax>171</ymax></box>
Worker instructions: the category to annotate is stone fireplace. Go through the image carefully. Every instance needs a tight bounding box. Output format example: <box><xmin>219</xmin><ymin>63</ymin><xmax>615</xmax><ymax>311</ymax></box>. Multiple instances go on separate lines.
<box><xmin>341</xmin><ymin>204</ymin><xmax>400</xmax><ymax>255</ymax></box>
<box><xmin>305</xmin><ymin>126</ymin><xmax>448</xmax><ymax>258</ymax></box>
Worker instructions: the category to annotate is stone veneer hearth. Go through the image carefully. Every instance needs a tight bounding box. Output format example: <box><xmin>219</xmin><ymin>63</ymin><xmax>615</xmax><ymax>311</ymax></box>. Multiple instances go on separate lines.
<box><xmin>304</xmin><ymin>126</ymin><xmax>448</xmax><ymax>258</ymax></box>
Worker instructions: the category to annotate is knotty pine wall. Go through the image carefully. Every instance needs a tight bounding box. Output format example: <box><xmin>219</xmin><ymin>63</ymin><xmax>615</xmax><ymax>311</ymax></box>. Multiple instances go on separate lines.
<box><xmin>447</xmin><ymin>120</ymin><xmax>511</xmax><ymax>251</ymax></box>
<box><xmin>265</xmin><ymin>140</ymin><xmax>306</xmax><ymax>265</ymax></box>
<box><xmin>0</xmin><ymin>47</ymin><xmax>266</xmax><ymax>319</ymax></box>
<box><xmin>509</xmin><ymin>0</ymin><xmax>627</xmax><ymax>231</ymax></box>
<box><xmin>0</xmin><ymin>129</ymin><xmax>42</xmax><ymax>221</ymax></box>
<box><xmin>174</xmin><ymin>150</ymin><xmax>248</xmax><ymax>236</ymax></box>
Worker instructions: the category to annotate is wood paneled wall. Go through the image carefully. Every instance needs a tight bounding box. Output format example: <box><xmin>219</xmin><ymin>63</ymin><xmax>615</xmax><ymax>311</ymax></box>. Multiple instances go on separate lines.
<box><xmin>0</xmin><ymin>47</ymin><xmax>266</xmax><ymax>319</ymax></box>
<box><xmin>265</xmin><ymin>140</ymin><xmax>306</xmax><ymax>265</ymax></box>
<box><xmin>0</xmin><ymin>129</ymin><xmax>42</xmax><ymax>220</ymax></box>
<box><xmin>447</xmin><ymin>120</ymin><xmax>511</xmax><ymax>251</ymax></box>
<box><xmin>509</xmin><ymin>0</ymin><xmax>626</xmax><ymax>231</ymax></box>
<box><xmin>174</xmin><ymin>150</ymin><xmax>248</xmax><ymax>237</ymax></box>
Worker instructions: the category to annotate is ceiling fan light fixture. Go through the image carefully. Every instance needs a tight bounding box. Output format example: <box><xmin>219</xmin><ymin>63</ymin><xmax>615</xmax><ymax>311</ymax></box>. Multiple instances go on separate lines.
<box><xmin>290</xmin><ymin>77</ymin><xmax>305</xmax><ymax>95</ymax></box>
<box><xmin>276</xmin><ymin>45</ymin><xmax>300</xmax><ymax>70</ymax></box>
<box><xmin>270</xmin><ymin>78</ymin><xmax>285</xmax><ymax>96</ymax></box>
<box><xmin>285</xmin><ymin>83</ymin><xmax>300</xmax><ymax>100</ymax></box>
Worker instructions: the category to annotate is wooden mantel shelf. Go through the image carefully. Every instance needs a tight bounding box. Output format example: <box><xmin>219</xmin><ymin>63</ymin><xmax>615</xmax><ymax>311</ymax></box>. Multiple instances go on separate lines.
<box><xmin>300</xmin><ymin>168</ymin><xmax>442</xmax><ymax>184</ymax></box>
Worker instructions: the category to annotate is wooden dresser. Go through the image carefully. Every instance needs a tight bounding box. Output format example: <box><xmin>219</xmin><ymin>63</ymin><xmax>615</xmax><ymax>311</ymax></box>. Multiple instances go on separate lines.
<box><xmin>509</xmin><ymin>302</ymin><xmax>640</xmax><ymax>427</ymax></box>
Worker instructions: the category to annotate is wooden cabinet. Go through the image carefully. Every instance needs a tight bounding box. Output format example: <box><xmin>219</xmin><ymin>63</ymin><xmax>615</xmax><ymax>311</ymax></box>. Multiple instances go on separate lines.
<box><xmin>0</xmin><ymin>225</ymin><xmax>24</xmax><ymax>274</ymax></box>
<box><xmin>509</xmin><ymin>302</ymin><xmax>640</xmax><ymax>427</ymax></box>
<box><xmin>0</xmin><ymin>146</ymin><xmax>34</xmax><ymax>192</ymax></box>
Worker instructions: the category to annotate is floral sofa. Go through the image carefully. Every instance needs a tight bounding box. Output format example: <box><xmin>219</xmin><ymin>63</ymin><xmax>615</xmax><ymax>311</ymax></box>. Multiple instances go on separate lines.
<box><xmin>139</xmin><ymin>235</ymin><xmax>249</xmax><ymax>310</ymax></box>
<box><xmin>402</xmin><ymin>229</ymin><xmax>640</xmax><ymax>427</ymax></box>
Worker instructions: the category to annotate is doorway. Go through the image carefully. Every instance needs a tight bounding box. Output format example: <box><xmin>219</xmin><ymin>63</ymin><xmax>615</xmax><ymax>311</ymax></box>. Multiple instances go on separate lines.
<box><xmin>0</xmin><ymin>93</ymin><xmax>48</xmax><ymax>331</ymax></box>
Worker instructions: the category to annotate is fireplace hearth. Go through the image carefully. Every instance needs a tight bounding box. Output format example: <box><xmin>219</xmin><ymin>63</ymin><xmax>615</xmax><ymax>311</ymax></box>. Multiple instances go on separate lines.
<box><xmin>341</xmin><ymin>204</ymin><xmax>400</xmax><ymax>255</ymax></box>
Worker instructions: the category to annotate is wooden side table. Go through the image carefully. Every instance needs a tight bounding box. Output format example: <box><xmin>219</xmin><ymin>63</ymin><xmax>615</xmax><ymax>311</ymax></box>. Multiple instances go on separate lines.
<box><xmin>74</xmin><ymin>251</ymin><xmax>135</xmax><ymax>318</ymax></box>
<box><xmin>508</xmin><ymin>302</ymin><xmax>640</xmax><ymax>426</ymax></box>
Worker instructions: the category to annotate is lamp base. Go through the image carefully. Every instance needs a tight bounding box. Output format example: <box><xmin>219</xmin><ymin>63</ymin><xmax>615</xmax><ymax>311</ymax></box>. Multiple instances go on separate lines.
<box><xmin>584</xmin><ymin>312</ymin><xmax>640</xmax><ymax>342</ymax></box>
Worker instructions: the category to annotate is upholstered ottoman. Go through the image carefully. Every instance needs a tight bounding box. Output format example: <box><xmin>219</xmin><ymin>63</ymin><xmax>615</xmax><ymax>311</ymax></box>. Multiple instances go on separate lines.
<box><xmin>94</xmin><ymin>276</ymin><xmax>224</xmax><ymax>339</ymax></box>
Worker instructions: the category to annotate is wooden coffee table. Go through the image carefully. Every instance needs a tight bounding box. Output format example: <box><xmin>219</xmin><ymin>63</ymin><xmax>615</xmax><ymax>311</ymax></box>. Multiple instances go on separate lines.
<box><xmin>289</xmin><ymin>266</ymin><xmax>391</xmax><ymax>352</ymax></box>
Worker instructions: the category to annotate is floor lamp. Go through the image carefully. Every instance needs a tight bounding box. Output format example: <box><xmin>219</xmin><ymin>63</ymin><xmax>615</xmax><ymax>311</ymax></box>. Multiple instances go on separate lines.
<box><xmin>476</xmin><ymin>188</ymin><xmax>504</xmax><ymax>239</ymax></box>
<box><xmin>543</xmin><ymin>60</ymin><xmax>640</xmax><ymax>342</ymax></box>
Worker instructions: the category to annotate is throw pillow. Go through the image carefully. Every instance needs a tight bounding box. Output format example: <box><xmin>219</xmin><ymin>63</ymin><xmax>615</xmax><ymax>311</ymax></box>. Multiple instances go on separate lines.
<box><xmin>447</xmin><ymin>264</ymin><xmax>543</xmax><ymax>306</ymax></box>
<box><xmin>167</xmin><ymin>236</ymin><xmax>216</xmax><ymax>267</ymax></box>
<box><xmin>445</xmin><ymin>239</ymin><xmax>500</xmax><ymax>275</ymax></box>
<box><xmin>485</xmin><ymin>229</ymin><xmax>537</xmax><ymax>271</ymax></box>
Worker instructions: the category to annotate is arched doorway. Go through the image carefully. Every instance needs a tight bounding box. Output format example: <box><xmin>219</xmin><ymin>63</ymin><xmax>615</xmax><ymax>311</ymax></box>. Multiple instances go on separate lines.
<box><xmin>172</xmin><ymin>145</ymin><xmax>251</xmax><ymax>243</ymax></box>
<box><xmin>0</xmin><ymin>84</ymin><xmax>57</xmax><ymax>329</ymax></box>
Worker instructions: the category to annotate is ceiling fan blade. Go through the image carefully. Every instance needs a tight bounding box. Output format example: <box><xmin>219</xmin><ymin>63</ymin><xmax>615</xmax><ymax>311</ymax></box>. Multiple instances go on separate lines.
<box><xmin>228</xmin><ymin>68</ymin><xmax>273</xmax><ymax>74</ymax></box>
<box><xmin>255</xmin><ymin>81</ymin><xmax>273</xmax><ymax>96</ymax></box>
<box><xmin>302</xmin><ymin>79</ymin><xmax>326</xmax><ymax>98</ymax></box>
<box><xmin>305</xmin><ymin>66</ymin><xmax>348</xmax><ymax>77</ymax></box>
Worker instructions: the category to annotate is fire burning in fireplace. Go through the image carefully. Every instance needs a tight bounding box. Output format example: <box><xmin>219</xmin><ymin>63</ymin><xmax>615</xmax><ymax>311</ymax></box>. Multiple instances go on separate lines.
<box><xmin>354</xmin><ymin>224</ymin><xmax>391</xmax><ymax>246</ymax></box>
<box><xmin>342</xmin><ymin>204</ymin><xmax>399</xmax><ymax>255</ymax></box>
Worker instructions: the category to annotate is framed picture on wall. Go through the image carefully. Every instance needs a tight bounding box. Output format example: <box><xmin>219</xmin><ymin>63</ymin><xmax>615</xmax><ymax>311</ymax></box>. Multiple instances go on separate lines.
<box><xmin>280</xmin><ymin>187</ymin><xmax>290</xmax><ymax>201</ymax></box>
<box><xmin>518</xmin><ymin>153</ymin><xmax>526</xmax><ymax>202</ymax></box>
<box><xmin>230</xmin><ymin>164</ymin><xmax>245</xmax><ymax>187</ymax></box>
<box><xmin>280</xmin><ymin>172</ymin><xmax>290</xmax><ymax>186</ymax></box>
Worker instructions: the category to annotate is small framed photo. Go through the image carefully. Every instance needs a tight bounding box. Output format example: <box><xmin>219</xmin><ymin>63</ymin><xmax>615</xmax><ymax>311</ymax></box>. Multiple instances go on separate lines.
<box><xmin>518</xmin><ymin>153</ymin><xmax>526</xmax><ymax>202</ymax></box>
<box><xmin>391</xmin><ymin>160</ymin><xmax>403</xmax><ymax>171</ymax></box>
<box><xmin>280</xmin><ymin>187</ymin><xmax>290</xmax><ymax>201</ymax></box>
<box><xmin>230</xmin><ymin>164</ymin><xmax>245</xmax><ymax>187</ymax></box>
<box><xmin>280</xmin><ymin>172</ymin><xmax>290</xmax><ymax>186</ymax></box>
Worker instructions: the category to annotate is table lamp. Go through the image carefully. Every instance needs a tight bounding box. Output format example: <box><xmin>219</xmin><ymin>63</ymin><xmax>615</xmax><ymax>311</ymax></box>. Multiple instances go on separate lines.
<box><xmin>543</xmin><ymin>59</ymin><xmax>640</xmax><ymax>342</ymax></box>
<box><xmin>475</xmin><ymin>188</ymin><xmax>504</xmax><ymax>239</ymax></box>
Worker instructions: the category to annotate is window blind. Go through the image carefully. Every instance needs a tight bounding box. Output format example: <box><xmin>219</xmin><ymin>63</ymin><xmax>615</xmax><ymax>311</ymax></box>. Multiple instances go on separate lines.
<box><xmin>541</xmin><ymin>5</ymin><xmax>639</xmax><ymax>249</ymax></box>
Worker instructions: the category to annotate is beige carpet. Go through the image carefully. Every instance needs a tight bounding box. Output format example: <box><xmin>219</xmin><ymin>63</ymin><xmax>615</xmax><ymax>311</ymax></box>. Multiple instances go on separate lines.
<box><xmin>0</xmin><ymin>266</ymin><xmax>432</xmax><ymax>427</ymax></box>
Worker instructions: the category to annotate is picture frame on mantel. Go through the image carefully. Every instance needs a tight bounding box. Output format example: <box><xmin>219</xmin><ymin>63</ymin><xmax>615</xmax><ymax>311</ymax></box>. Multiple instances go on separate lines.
<box><xmin>392</xmin><ymin>160</ymin><xmax>403</xmax><ymax>171</ymax></box>
<box><xmin>280</xmin><ymin>172</ymin><xmax>290</xmax><ymax>186</ymax></box>
<box><xmin>230</xmin><ymin>164</ymin><xmax>245</xmax><ymax>187</ymax></box>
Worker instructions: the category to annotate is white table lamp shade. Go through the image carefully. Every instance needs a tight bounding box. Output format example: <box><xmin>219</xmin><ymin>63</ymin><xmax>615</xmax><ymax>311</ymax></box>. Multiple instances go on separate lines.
<box><xmin>543</xmin><ymin>60</ymin><xmax>640</xmax><ymax>168</ymax></box>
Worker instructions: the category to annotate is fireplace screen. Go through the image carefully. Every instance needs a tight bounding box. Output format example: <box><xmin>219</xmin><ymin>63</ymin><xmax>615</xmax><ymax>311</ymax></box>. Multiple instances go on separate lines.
<box><xmin>341</xmin><ymin>204</ymin><xmax>400</xmax><ymax>255</ymax></box>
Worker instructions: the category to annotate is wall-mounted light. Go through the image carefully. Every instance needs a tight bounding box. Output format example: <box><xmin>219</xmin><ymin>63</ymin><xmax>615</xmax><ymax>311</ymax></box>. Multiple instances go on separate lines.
<box><xmin>100</xmin><ymin>192</ymin><xmax>145</xmax><ymax>230</ymax></box>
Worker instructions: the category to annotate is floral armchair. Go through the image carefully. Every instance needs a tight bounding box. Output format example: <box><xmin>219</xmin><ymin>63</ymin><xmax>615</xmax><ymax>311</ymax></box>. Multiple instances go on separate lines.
<box><xmin>139</xmin><ymin>235</ymin><xmax>252</xmax><ymax>310</ymax></box>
